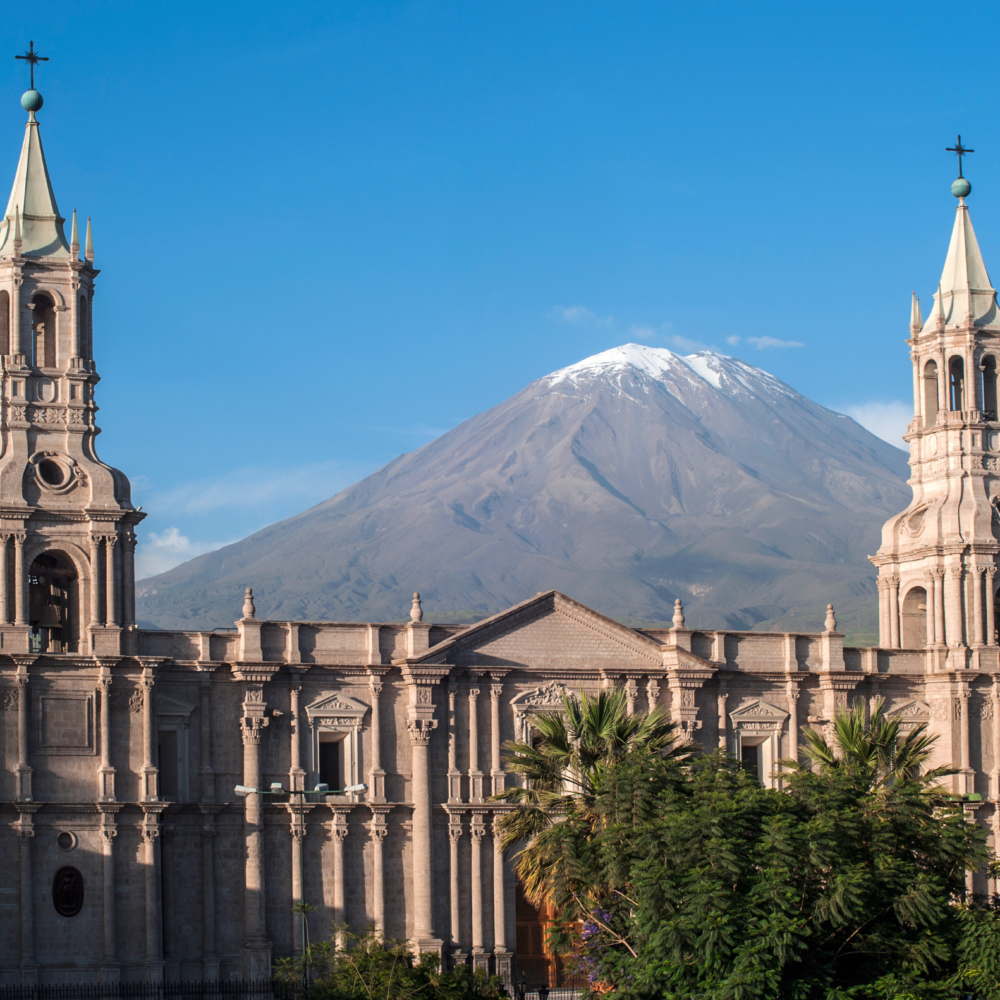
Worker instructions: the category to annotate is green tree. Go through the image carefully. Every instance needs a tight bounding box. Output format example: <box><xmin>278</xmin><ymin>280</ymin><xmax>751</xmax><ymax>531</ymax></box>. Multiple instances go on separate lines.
<box><xmin>274</xmin><ymin>929</ymin><xmax>505</xmax><ymax>1000</ymax></box>
<box><xmin>491</xmin><ymin>687</ymin><xmax>697</xmax><ymax>906</ymax></box>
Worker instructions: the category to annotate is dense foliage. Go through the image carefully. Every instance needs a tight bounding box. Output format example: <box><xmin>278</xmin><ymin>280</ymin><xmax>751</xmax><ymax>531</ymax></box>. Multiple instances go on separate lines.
<box><xmin>495</xmin><ymin>694</ymin><xmax>1000</xmax><ymax>999</ymax></box>
<box><xmin>274</xmin><ymin>930</ymin><xmax>505</xmax><ymax>1000</ymax></box>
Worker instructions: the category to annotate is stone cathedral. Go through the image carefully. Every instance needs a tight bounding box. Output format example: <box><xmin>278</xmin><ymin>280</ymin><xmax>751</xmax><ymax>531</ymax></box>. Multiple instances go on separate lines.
<box><xmin>1</xmin><ymin>84</ymin><xmax>999</xmax><ymax>988</ymax></box>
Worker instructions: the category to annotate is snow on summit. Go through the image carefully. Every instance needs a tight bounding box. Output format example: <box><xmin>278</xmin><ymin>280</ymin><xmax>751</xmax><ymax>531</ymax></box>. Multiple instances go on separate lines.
<box><xmin>542</xmin><ymin>342</ymin><xmax>793</xmax><ymax>398</ymax></box>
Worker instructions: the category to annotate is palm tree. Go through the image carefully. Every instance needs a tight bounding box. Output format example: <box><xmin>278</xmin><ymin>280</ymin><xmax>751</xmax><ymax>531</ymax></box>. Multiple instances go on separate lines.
<box><xmin>491</xmin><ymin>687</ymin><xmax>696</xmax><ymax>905</ymax></box>
<box><xmin>786</xmin><ymin>698</ymin><xmax>956</xmax><ymax>794</ymax></box>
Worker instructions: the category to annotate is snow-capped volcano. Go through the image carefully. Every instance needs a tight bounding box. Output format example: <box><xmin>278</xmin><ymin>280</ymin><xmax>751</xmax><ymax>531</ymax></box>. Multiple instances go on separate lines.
<box><xmin>137</xmin><ymin>344</ymin><xmax>910</xmax><ymax>634</ymax></box>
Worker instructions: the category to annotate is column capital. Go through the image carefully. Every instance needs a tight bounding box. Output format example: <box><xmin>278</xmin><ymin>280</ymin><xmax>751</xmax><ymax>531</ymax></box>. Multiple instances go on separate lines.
<box><xmin>407</xmin><ymin>719</ymin><xmax>437</xmax><ymax>744</ymax></box>
<box><xmin>11</xmin><ymin>532</ymin><xmax>25</xmax><ymax>544</ymax></box>
<box><xmin>100</xmin><ymin>828</ymin><xmax>117</xmax><ymax>847</ymax></box>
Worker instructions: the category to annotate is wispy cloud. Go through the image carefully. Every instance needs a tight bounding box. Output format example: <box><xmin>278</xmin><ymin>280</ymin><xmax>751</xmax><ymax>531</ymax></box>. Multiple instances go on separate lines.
<box><xmin>136</xmin><ymin>527</ymin><xmax>239</xmax><ymax>579</ymax></box>
<box><xmin>727</xmin><ymin>335</ymin><xmax>804</xmax><ymax>350</ymax></box>
<box><xmin>841</xmin><ymin>400</ymin><xmax>911</xmax><ymax>446</ymax></box>
<box><xmin>548</xmin><ymin>305</ymin><xmax>617</xmax><ymax>326</ymax></box>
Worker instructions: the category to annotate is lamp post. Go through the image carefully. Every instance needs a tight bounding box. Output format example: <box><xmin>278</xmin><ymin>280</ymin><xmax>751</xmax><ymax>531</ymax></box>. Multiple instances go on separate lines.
<box><xmin>235</xmin><ymin>781</ymin><xmax>367</xmax><ymax>977</ymax></box>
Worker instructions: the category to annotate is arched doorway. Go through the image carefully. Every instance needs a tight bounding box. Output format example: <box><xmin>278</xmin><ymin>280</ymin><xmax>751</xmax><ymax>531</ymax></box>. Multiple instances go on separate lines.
<box><xmin>29</xmin><ymin>552</ymin><xmax>78</xmax><ymax>653</ymax></box>
<box><xmin>900</xmin><ymin>586</ymin><xmax>928</xmax><ymax>649</ymax></box>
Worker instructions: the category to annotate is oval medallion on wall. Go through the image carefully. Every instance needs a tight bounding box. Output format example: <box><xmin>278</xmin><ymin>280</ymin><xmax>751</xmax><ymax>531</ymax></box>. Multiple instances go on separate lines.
<box><xmin>52</xmin><ymin>866</ymin><xmax>83</xmax><ymax>916</ymax></box>
<box><xmin>925</xmin><ymin>435</ymin><xmax>938</xmax><ymax>456</ymax></box>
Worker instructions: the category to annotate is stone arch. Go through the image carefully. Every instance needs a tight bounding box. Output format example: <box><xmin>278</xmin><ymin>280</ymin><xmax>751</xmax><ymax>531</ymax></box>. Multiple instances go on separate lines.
<box><xmin>950</xmin><ymin>355</ymin><xmax>965</xmax><ymax>411</ymax></box>
<box><xmin>900</xmin><ymin>585</ymin><xmax>928</xmax><ymax>649</ymax></box>
<box><xmin>23</xmin><ymin>537</ymin><xmax>94</xmax><ymax>644</ymax></box>
<box><xmin>28</xmin><ymin>549</ymin><xmax>79</xmax><ymax>653</ymax></box>
<box><xmin>923</xmin><ymin>359</ymin><xmax>939</xmax><ymax>426</ymax></box>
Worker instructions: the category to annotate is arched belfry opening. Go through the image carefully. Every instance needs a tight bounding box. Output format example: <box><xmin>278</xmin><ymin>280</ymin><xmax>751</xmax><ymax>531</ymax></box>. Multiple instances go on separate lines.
<box><xmin>982</xmin><ymin>355</ymin><xmax>998</xmax><ymax>419</ymax></box>
<box><xmin>900</xmin><ymin>586</ymin><xmax>928</xmax><ymax>649</ymax></box>
<box><xmin>924</xmin><ymin>359</ymin><xmax>939</xmax><ymax>426</ymax></box>
<box><xmin>31</xmin><ymin>292</ymin><xmax>56</xmax><ymax>368</ymax></box>
<box><xmin>28</xmin><ymin>552</ymin><xmax>78</xmax><ymax>653</ymax></box>
<box><xmin>950</xmin><ymin>356</ymin><xmax>965</xmax><ymax>411</ymax></box>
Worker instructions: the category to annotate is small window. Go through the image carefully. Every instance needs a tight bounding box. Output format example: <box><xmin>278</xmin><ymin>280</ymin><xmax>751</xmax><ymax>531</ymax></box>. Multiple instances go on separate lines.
<box><xmin>740</xmin><ymin>743</ymin><xmax>760</xmax><ymax>779</ymax></box>
<box><xmin>983</xmin><ymin>356</ymin><xmax>998</xmax><ymax>419</ymax></box>
<box><xmin>318</xmin><ymin>734</ymin><xmax>343</xmax><ymax>790</ymax></box>
<box><xmin>157</xmin><ymin>729</ymin><xmax>179</xmax><ymax>799</ymax></box>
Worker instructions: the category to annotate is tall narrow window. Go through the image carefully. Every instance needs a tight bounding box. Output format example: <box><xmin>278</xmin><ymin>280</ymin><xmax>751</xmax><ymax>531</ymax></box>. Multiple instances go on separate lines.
<box><xmin>982</xmin><ymin>355</ymin><xmax>998</xmax><ymax>419</ymax></box>
<box><xmin>32</xmin><ymin>294</ymin><xmax>55</xmax><ymax>369</ymax></box>
<box><xmin>950</xmin><ymin>356</ymin><xmax>965</xmax><ymax>411</ymax></box>
<box><xmin>318</xmin><ymin>734</ymin><xmax>343</xmax><ymax>790</ymax></box>
<box><xmin>157</xmin><ymin>729</ymin><xmax>179</xmax><ymax>799</ymax></box>
<box><xmin>923</xmin><ymin>359</ymin><xmax>939</xmax><ymax>426</ymax></box>
<box><xmin>79</xmin><ymin>295</ymin><xmax>89</xmax><ymax>359</ymax></box>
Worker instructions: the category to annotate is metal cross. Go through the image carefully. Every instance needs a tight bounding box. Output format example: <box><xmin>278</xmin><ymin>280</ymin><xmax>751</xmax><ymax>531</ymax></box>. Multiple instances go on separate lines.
<box><xmin>947</xmin><ymin>135</ymin><xmax>974</xmax><ymax>178</ymax></box>
<box><xmin>15</xmin><ymin>41</ymin><xmax>48</xmax><ymax>91</ymax></box>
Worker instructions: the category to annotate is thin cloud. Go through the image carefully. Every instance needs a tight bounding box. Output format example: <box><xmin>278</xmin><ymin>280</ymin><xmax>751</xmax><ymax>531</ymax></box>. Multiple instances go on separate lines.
<box><xmin>841</xmin><ymin>400</ymin><xmax>911</xmax><ymax>447</ymax></box>
<box><xmin>136</xmin><ymin>527</ymin><xmax>238</xmax><ymax>579</ymax></box>
<box><xmin>547</xmin><ymin>305</ymin><xmax>616</xmax><ymax>326</ymax></box>
<box><xmin>746</xmin><ymin>336</ymin><xmax>804</xmax><ymax>349</ymax></box>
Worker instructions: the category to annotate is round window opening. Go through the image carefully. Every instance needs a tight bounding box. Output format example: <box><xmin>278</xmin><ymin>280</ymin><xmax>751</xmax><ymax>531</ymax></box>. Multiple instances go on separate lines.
<box><xmin>52</xmin><ymin>866</ymin><xmax>83</xmax><ymax>917</ymax></box>
<box><xmin>56</xmin><ymin>832</ymin><xmax>75</xmax><ymax>851</ymax></box>
<box><xmin>38</xmin><ymin>460</ymin><xmax>65</xmax><ymax>487</ymax></box>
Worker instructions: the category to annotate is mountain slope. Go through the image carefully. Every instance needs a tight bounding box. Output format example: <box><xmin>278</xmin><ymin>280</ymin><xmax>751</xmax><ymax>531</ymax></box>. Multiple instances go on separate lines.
<box><xmin>136</xmin><ymin>344</ymin><xmax>911</xmax><ymax>634</ymax></box>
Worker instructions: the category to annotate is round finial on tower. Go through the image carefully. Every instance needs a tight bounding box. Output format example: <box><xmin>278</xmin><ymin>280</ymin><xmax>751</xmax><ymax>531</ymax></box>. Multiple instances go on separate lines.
<box><xmin>20</xmin><ymin>89</ymin><xmax>42</xmax><ymax>113</ymax></box>
<box><xmin>242</xmin><ymin>587</ymin><xmax>256</xmax><ymax>619</ymax></box>
<box><xmin>825</xmin><ymin>603</ymin><xmax>837</xmax><ymax>633</ymax></box>
<box><xmin>672</xmin><ymin>598</ymin><xmax>685</xmax><ymax>629</ymax></box>
<box><xmin>952</xmin><ymin>176</ymin><xmax>972</xmax><ymax>199</ymax></box>
<box><xmin>409</xmin><ymin>592</ymin><xmax>424</xmax><ymax>623</ymax></box>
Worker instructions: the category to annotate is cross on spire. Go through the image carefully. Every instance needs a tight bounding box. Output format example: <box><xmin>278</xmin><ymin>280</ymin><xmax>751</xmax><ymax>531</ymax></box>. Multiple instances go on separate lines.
<box><xmin>15</xmin><ymin>41</ymin><xmax>48</xmax><ymax>91</ymax></box>
<box><xmin>947</xmin><ymin>135</ymin><xmax>974</xmax><ymax>178</ymax></box>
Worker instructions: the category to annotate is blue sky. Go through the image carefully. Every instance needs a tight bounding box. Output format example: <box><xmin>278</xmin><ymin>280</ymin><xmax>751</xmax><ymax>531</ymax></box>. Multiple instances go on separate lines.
<box><xmin>3</xmin><ymin>1</ymin><xmax>996</xmax><ymax>575</ymax></box>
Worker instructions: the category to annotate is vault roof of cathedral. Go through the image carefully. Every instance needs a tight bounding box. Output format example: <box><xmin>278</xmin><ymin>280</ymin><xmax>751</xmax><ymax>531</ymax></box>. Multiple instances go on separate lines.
<box><xmin>399</xmin><ymin>589</ymin><xmax>666</xmax><ymax>666</ymax></box>
<box><xmin>923</xmin><ymin>198</ymin><xmax>998</xmax><ymax>331</ymax></box>
<box><xmin>0</xmin><ymin>106</ymin><xmax>69</xmax><ymax>259</ymax></box>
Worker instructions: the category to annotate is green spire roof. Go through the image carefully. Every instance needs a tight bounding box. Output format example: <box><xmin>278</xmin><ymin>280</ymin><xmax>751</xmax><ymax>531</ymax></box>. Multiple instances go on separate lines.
<box><xmin>0</xmin><ymin>103</ymin><xmax>69</xmax><ymax>258</ymax></box>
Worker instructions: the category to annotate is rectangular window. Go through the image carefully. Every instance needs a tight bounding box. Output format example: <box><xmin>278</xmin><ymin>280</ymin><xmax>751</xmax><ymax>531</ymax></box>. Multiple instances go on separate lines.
<box><xmin>318</xmin><ymin>736</ymin><xmax>342</xmax><ymax>790</ymax></box>
<box><xmin>740</xmin><ymin>743</ymin><xmax>760</xmax><ymax>779</ymax></box>
<box><xmin>158</xmin><ymin>729</ymin><xmax>179</xmax><ymax>799</ymax></box>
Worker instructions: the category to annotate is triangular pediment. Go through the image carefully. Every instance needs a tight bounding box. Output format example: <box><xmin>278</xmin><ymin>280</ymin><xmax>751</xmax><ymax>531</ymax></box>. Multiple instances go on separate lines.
<box><xmin>729</xmin><ymin>698</ymin><xmax>788</xmax><ymax>722</ymax></box>
<box><xmin>510</xmin><ymin>681</ymin><xmax>571</xmax><ymax>711</ymax></box>
<box><xmin>304</xmin><ymin>693</ymin><xmax>368</xmax><ymax>719</ymax></box>
<box><xmin>888</xmin><ymin>700</ymin><xmax>931</xmax><ymax>720</ymax></box>
<box><xmin>155</xmin><ymin>694</ymin><xmax>195</xmax><ymax>717</ymax></box>
<box><xmin>402</xmin><ymin>591</ymin><xmax>664</xmax><ymax>668</ymax></box>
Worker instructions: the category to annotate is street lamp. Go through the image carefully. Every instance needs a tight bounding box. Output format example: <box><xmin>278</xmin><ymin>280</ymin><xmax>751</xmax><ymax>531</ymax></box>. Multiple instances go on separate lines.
<box><xmin>235</xmin><ymin>780</ymin><xmax>367</xmax><ymax>975</ymax></box>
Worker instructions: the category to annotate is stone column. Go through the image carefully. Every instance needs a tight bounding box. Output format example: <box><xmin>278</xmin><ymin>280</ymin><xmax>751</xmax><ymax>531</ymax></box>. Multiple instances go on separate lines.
<box><xmin>368</xmin><ymin>671</ymin><xmax>385</xmax><ymax>801</ymax></box>
<box><xmin>493</xmin><ymin>818</ymin><xmax>511</xmax><ymax>985</ymax></box>
<box><xmin>993</xmin><ymin>677</ymin><xmax>1000</xmax><ymax>802</ymax></box>
<box><xmin>290</xmin><ymin>815</ymin><xmax>305</xmax><ymax>956</ymax></box>
<box><xmin>470</xmin><ymin>814</ymin><xmax>486</xmax><ymax>967</ymax></box>
<box><xmin>877</xmin><ymin>579</ymin><xmax>888</xmax><ymax>647</ymax></box>
<box><xmin>786</xmin><ymin>682</ymin><xmax>799</xmax><ymax>764</ymax></box>
<box><xmin>98</xmin><ymin>669</ymin><xmax>115</xmax><ymax>801</ymax></box>
<box><xmin>717</xmin><ymin>691</ymin><xmax>728</xmax><ymax>751</ymax></box>
<box><xmin>447</xmin><ymin>680</ymin><xmax>461</xmax><ymax>802</ymax></box>
<box><xmin>448</xmin><ymin>815</ymin><xmax>462</xmax><ymax>953</ymax></box>
<box><xmin>926</xmin><ymin>575</ymin><xmax>937</xmax><ymax>646</ymax></box>
<box><xmin>646</xmin><ymin>677</ymin><xmax>660</xmax><ymax>713</ymax></box>
<box><xmin>198</xmin><ymin>671</ymin><xmax>215</xmax><ymax>802</ymax></box>
<box><xmin>959</xmin><ymin>689</ymin><xmax>972</xmax><ymax>796</ymax></box>
<box><xmin>201</xmin><ymin>813</ymin><xmax>220</xmax><ymax>980</ymax></box>
<box><xmin>369</xmin><ymin>810</ymin><xmax>388</xmax><ymax>935</ymax></box>
<box><xmin>10</xmin><ymin>273</ymin><xmax>20</xmax><ymax>359</ymax></box>
<box><xmin>974</xmin><ymin>568</ymin><xmax>986</xmax><ymax>647</ymax></box>
<box><xmin>16</xmin><ymin>664</ymin><xmax>31</xmax><ymax>800</ymax></box>
<box><xmin>99</xmin><ymin>818</ymin><xmax>118</xmax><ymax>982</ymax></box>
<box><xmin>105</xmin><ymin>533</ymin><xmax>118</xmax><ymax>626</ymax></box>
<box><xmin>947</xmin><ymin>567</ymin><xmax>965</xmax><ymax>647</ymax></box>
<box><xmin>933</xmin><ymin>569</ymin><xmax>946</xmax><ymax>646</ymax></box>
<box><xmin>142</xmin><ymin>814</ymin><xmax>164</xmax><ymax>982</ymax></box>
<box><xmin>987</xmin><ymin>567</ymin><xmax>998</xmax><ymax>647</ymax></box>
<box><xmin>468</xmin><ymin>680</ymin><xmax>482</xmax><ymax>802</ymax></box>
<box><xmin>16</xmin><ymin>810</ymin><xmax>36</xmax><ymax>984</ymax></box>
<box><xmin>121</xmin><ymin>531</ymin><xmax>136</xmax><ymax>627</ymax></box>
<box><xmin>624</xmin><ymin>678</ymin><xmax>637</xmax><ymax>716</ymax></box>
<box><xmin>161</xmin><ymin>825</ymin><xmax>178</xmax><ymax>981</ymax></box>
<box><xmin>331</xmin><ymin>811</ymin><xmax>349</xmax><ymax>947</ymax></box>
<box><xmin>89</xmin><ymin>534</ymin><xmax>102</xmax><ymax>628</ymax></box>
<box><xmin>12</xmin><ymin>532</ymin><xmax>25</xmax><ymax>626</ymax></box>
<box><xmin>490</xmin><ymin>678</ymin><xmax>504</xmax><ymax>797</ymax></box>
<box><xmin>0</xmin><ymin>533</ymin><xmax>9</xmax><ymax>625</ymax></box>
<box><xmin>240</xmin><ymin>687</ymin><xmax>271</xmax><ymax>978</ymax></box>
<box><xmin>289</xmin><ymin>673</ymin><xmax>304</xmax><ymax>792</ymax></box>
<box><xmin>140</xmin><ymin>669</ymin><xmax>157</xmax><ymax>801</ymax></box>
<box><xmin>888</xmin><ymin>576</ymin><xmax>900</xmax><ymax>649</ymax></box>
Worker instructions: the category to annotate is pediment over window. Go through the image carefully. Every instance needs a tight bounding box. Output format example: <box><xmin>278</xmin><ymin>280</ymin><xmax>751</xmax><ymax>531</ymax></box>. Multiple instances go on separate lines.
<box><xmin>156</xmin><ymin>694</ymin><xmax>195</xmax><ymax>727</ymax></box>
<box><xmin>305</xmin><ymin>692</ymin><xmax>368</xmax><ymax>726</ymax></box>
<box><xmin>887</xmin><ymin>700</ymin><xmax>931</xmax><ymax>721</ymax></box>
<box><xmin>729</xmin><ymin>699</ymin><xmax>789</xmax><ymax>724</ymax></box>
<box><xmin>510</xmin><ymin>681</ymin><xmax>572</xmax><ymax>712</ymax></box>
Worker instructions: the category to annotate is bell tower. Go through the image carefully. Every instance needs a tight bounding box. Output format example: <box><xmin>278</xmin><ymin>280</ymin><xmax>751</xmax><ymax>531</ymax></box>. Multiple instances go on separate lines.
<box><xmin>0</xmin><ymin>84</ymin><xmax>143</xmax><ymax>655</ymax></box>
<box><xmin>873</xmin><ymin>153</ymin><xmax>1000</xmax><ymax>667</ymax></box>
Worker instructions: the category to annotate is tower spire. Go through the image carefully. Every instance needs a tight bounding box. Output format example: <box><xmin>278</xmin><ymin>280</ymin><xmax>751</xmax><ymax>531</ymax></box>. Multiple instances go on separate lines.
<box><xmin>910</xmin><ymin>291</ymin><xmax>922</xmax><ymax>331</ymax></box>
<box><xmin>70</xmin><ymin>207</ymin><xmax>78</xmax><ymax>254</ymax></box>
<box><xmin>85</xmin><ymin>216</ymin><xmax>93</xmax><ymax>262</ymax></box>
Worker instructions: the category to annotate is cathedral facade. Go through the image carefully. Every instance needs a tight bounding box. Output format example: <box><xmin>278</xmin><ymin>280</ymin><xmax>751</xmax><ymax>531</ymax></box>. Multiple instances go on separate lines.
<box><xmin>0</xmin><ymin>89</ymin><xmax>998</xmax><ymax>987</ymax></box>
